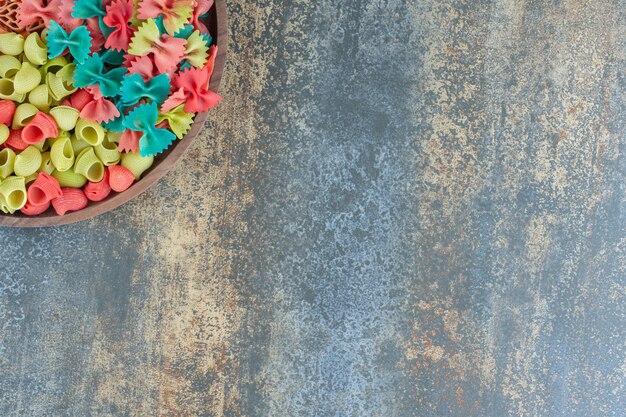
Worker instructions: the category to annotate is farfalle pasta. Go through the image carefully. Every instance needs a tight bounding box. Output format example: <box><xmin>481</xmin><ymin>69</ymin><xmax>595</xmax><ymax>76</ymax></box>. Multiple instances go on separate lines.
<box><xmin>0</xmin><ymin>0</ymin><xmax>221</xmax><ymax>217</ymax></box>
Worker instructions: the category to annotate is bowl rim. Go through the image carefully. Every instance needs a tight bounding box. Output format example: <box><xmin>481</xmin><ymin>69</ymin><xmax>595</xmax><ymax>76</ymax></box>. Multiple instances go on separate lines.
<box><xmin>0</xmin><ymin>0</ymin><xmax>229</xmax><ymax>228</ymax></box>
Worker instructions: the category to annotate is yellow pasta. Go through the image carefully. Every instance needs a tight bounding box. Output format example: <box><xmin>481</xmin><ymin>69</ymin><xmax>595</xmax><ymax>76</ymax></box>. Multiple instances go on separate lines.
<box><xmin>121</xmin><ymin>152</ymin><xmax>154</xmax><ymax>180</ymax></box>
<box><xmin>52</xmin><ymin>168</ymin><xmax>87</xmax><ymax>188</ymax></box>
<box><xmin>31</xmin><ymin>139</ymin><xmax>48</xmax><ymax>152</ymax></box>
<box><xmin>0</xmin><ymin>33</ymin><xmax>25</xmax><ymax>56</ymax></box>
<box><xmin>49</xmin><ymin>105</ymin><xmax>80</xmax><ymax>131</ymax></box>
<box><xmin>39</xmin><ymin>56</ymin><xmax>68</xmax><ymax>78</ymax></box>
<box><xmin>24</xmin><ymin>172</ymin><xmax>39</xmax><ymax>184</ymax></box>
<box><xmin>14</xmin><ymin>61</ymin><xmax>42</xmax><ymax>95</ymax></box>
<box><xmin>28</xmin><ymin>84</ymin><xmax>53</xmax><ymax>112</ymax></box>
<box><xmin>0</xmin><ymin>148</ymin><xmax>16</xmax><ymax>178</ymax></box>
<box><xmin>46</xmin><ymin>72</ymin><xmax>76</xmax><ymax>101</ymax></box>
<box><xmin>71</xmin><ymin>135</ymin><xmax>91</xmax><ymax>155</ymax></box>
<box><xmin>14</xmin><ymin>145</ymin><xmax>43</xmax><ymax>177</ymax></box>
<box><xmin>95</xmin><ymin>138</ymin><xmax>121</xmax><ymax>166</ymax></box>
<box><xmin>74</xmin><ymin>147</ymin><xmax>104</xmax><ymax>182</ymax></box>
<box><xmin>12</xmin><ymin>103</ymin><xmax>38</xmax><ymax>129</ymax></box>
<box><xmin>75</xmin><ymin>119</ymin><xmax>105</xmax><ymax>146</ymax></box>
<box><xmin>50</xmin><ymin>136</ymin><xmax>75</xmax><ymax>172</ymax></box>
<box><xmin>0</xmin><ymin>78</ymin><xmax>26</xmax><ymax>102</ymax></box>
<box><xmin>106</xmin><ymin>130</ymin><xmax>122</xmax><ymax>144</ymax></box>
<box><xmin>24</xmin><ymin>32</ymin><xmax>48</xmax><ymax>66</ymax></box>
<box><xmin>0</xmin><ymin>124</ymin><xmax>9</xmax><ymax>145</ymax></box>
<box><xmin>39</xmin><ymin>151</ymin><xmax>55</xmax><ymax>175</ymax></box>
<box><xmin>0</xmin><ymin>55</ymin><xmax>21</xmax><ymax>78</ymax></box>
<box><xmin>0</xmin><ymin>176</ymin><xmax>27</xmax><ymax>213</ymax></box>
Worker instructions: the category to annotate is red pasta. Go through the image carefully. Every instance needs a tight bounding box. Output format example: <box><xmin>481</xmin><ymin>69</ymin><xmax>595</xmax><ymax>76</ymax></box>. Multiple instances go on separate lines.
<box><xmin>108</xmin><ymin>165</ymin><xmax>135</xmax><ymax>192</ymax></box>
<box><xmin>4</xmin><ymin>129</ymin><xmax>29</xmax><ymax>151</ymax></box>
<box><xmin>27</xmin><ymin>172</ymin><xmax>62</xmax><ymax>205</ymax></box>
<box><xmin>84</xmin><ymin>169</ymin><xmax>112</xmax><ymax>202</ymax></box>
<box><xmin>21</xmin><ymin>112</ymin><xmax>58</xmax><ymax>144</ymax></box>
<box><xmin>0</xmin><ymin>100</ymin><xmax>16</xmax><ymax>126</ymax></box>
<box><xmin>21</xmin><ymin>200</ymin><xmax>51</xmax><ymax>216</ymax></box>
<box><xmin>51</xmin><ymin>188</ymin><xmax>88</xmax><ymax>216</ymax></box>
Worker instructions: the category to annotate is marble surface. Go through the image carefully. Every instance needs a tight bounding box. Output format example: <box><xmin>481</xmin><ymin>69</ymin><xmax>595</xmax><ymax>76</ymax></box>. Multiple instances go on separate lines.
<box><xmin>1</xmin><ymin>1</ymin><xmax>624</xmax><ymax>416</ymax></box>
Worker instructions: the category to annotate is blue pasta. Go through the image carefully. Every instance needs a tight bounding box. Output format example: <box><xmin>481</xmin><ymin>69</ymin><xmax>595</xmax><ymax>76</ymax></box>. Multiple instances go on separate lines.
<box><xmin>120</xmin><ymin>73</ymin><xmax>171</xmax><ymax>107</ymax></box>
<box><xmin>46</xmin><ymin>21</ymin><xmax>92</xmax><ymax>64</ymax></box>
<box><xmin>123</xmin><ymin>103</ymin><xmax>176</xmax><ymax>157</ymax></box>
<box><xmin>72</xmin><ymin>0</ymin><xmax>106</xmax><ymax>19</ymax></box>
<box><xmin>73</xmin><ymin>54</ymin><xmax>126</xmax><ymax>97</ymax></box>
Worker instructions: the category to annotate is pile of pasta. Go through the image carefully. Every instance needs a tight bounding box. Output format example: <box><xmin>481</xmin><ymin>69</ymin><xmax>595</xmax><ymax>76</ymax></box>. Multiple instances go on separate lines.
<box><xmin>0</xmin><ymin>0</ymin><xmax>220</xmax><ymax>216</ymax></box>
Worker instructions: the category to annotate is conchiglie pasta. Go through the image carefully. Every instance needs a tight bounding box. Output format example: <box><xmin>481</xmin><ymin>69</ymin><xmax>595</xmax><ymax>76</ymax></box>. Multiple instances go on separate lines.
<box><xmin>0</xmin><ymin>55</ymin><xmax>21</xmax><ymax>78</ymax></box>
<box><xmin>24</xmin><ymin>32</ymin><xmax>47</xmax><ymax>66</ymax></box>
<box><xmin>0</xmin><ymin>148</ymin><xmax>16</xmax><ymax>178</ymax></box>
<box><xmin>28</xmin><ymin>84</ymin><xmax>53</xmax><ymax>112</ymax></box>
<box><xmin>0</xmin><ymin>176</ymin><xmax>27</xmax><ymax>213</ymax></box>
<box><xmin>71</xmin><ymin>135</ymin><xmax>91</xmax><ymax>155</ymax></box>
<box><xmin>0</xmin><ymin>33</ymin><xmax>25</xmax><ymax>56</ymax></box>
<box><xmin>75</xmin><ymin>119</ymin><xmax>105</xmax><ymax>146</ymax></box>
<box><xmin>50</xmin><ymin>136</ymin><xmax>75</xmax><ymax>172</ymax></box>
<box><xmin>49</xmin><ymin>105</ymin><xmax>80</xmax><ymax>131</ymax></box>
<box><xmin>14</xmin><ymin>62</ymin><xmax>41</xmax><ymax>95</ymax></box>
<box><xmin>95</xmin><ymin>138</ymin><xmax>121</xmax><ymax>166</ymax></box>
<box><xmin>39</xmin><ymin>151</ymin><xmax>55</xmax><ymax>175</ymax></box>
<box><xmin>14</xmin><ymin>145</ymin><xmax>42</xmax><ymax>177</ymax></box>
<box><xmin>46</xmin><ymin>72</ymin><xmax>76</xmax><ymax>101</ymax></box>
<box><xmin>39</xmin><ymin>57</ymin><xmax>68</xmax><ymax>78</ymax></box>
<box><xmin>121</xmin><ymin>152</ymin><xmax>154</xmax><ymax>180</ymax></box>
<box><xmin>74</xmin><ymin>147</ymin><xmax>104</xmax><ymax>183</ymax></box>
<box><xmin>0</xmin><ymin>124</ymin><xmax>9</xmax><ymax>145</ymax></box>
<box><xmin>0</xmin><ymin>78</ymin><xmax>26</xmax><ymax>102</ymax></box>
<box><xmin>12</xmin><ymin>103</ymin><xmax>38</xmax><ymax>129</ymax></box>
<box><xmin>52</xmin><ymin>168</ymin><xmax>87</xmax><ymax>188</ymax></box>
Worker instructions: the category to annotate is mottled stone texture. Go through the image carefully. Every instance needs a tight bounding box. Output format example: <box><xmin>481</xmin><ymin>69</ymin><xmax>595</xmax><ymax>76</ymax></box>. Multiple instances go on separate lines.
<box><xmin>0</xmin><ymin>1</ymin><xmax>624</xmax><ymax>416</ymax></box>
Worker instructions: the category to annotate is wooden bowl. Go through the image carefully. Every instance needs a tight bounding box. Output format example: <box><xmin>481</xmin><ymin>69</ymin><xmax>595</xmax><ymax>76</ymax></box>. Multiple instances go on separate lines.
<box><xmin>0</xmin><ymin>0</ymin><xmax>228</xmax><ymax>228</ymax></box>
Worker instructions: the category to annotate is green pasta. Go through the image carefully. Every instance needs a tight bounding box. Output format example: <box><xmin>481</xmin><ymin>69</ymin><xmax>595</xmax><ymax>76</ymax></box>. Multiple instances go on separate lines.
<box><xmin>24</xmin><ymin>32</ymin><xmax>48</xmax><ymax>66</ymax></box>
<box><xmin>12</xmin><ymin>103</ymin><xmax>38</xmax><ymax>129</ymax></box>
<box><xmin>46</xmin><ymin>72</ymin><xmax>76</xmax><ymax>101</ymax></box>
<box><xmin>14</xmin><ymin>61</ymin><xmax>41</xmax><ymax>95</ymax></box>
<box><xmin>52</xmin><ymin>168</ymin><xmax>87</xmax><ymax>188</ymax></box>
<box><xmin>39</xmin><ymin>56</ymin><xmax>68</xmax><ymax>78</ymax></box>
<box><xmin>0</xmin><ymin>33</ymin><xmax>25</xmax><ymax>56</ymax></box>
<box><xmin>0</xmin><ymin>176</ymin><xmax>27</xmax><ymax>213</ymax></box>
<box><xmin>0</xmin><ymin>124</ymin><xmax>9</xmax><ymax>145</ymax></box>
<box><xmin>71</xmin><ymin>135</ymin><xmax>91</xmax><ymax>155</ymax></box>
<box><xmin>0</xmin><ymin>148</ymin><xmax>16</xmax><ymax>179</ymax></box>
<box><xmin>28</xmin><ymin>84</ymin><xmax>52</xmax><ymax>112</ymax></box>
<box><xmin>121</xmin><ymin>152</ymin><xmax>154</xmax><ymax>180</ymax></box>
<box><xmin>39</xmin><ymin>152</ymin><xmax>55</xmax><ymax>175</ymax></box>
<box><xmin>0</xmin><ymin>55</ymin><xmax>21</xmax><ymax>78</ymax></box>
<box><xmin>74</xmin><ymin>147</ymin><xmax>105</xmax><ymax>182</ymax></box>
<box><xmin>0</xmin><ymin>78</ymin><xmax>26</xmax><ymax>102</ymax></box>
<box><xmin>50</xmin><ymin>105</ymin><xmax>80</xmax><ymax>131</ymax></box>
<box><xmin>14</xmin><ymin>145</ymin><xmax>43</xmax><ymax>177</ymax></box>
<box><xmin>50</xmin><ymin>136</ymin><xmax>75</xmax><ymax>172</ymax></box>
<box><xmin>75</xmin><ymin>119</ymin><xmax>105</xmax><ymax>146</ymax></box>
<box><xmin>95</xmin><ymin>138</ymin><xmax>121</xmax><ymax>166</ymax></box>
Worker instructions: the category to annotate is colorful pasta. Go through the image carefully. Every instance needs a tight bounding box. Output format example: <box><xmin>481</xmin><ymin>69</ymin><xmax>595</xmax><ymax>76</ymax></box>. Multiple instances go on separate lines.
<box><xmin>50</xmin><ymin>136</ymin><xmax>75</xmax><ymax>172</ymax></box>
<box><xmin>74</xmin><ymin>147</ymin><xmax>105</xmax><ymax>182</ymax></box>
<box><xmin>0</xmin><ymin>148</ymin><xmax>16</xmax><ymax>178</ymax></box>
<box><xmin>14</xmin><ymin>145</ymin><xmax>42</xmax><ymax>177</ymax></box>
<box><xmin>0</xmin><ymin>0</ymin><xmax>223</xmax><ymax>217</ymax></box>
<box><xmin>0</xmin><ymin>176</ymin><xmax>27</xmax><ymax>213</ymax></box>
<box><xmin>121</xmin><ymin>151</ymin><xmax>154</xmax><ymax>180</ymax></box>
<box><xmin>75</xmin><ymin>118</ymin><xmax>105</xmax><ymax>146</ymax></box>
<box><xmin>52</xmin><ymin>168</ymin><xmax>87</xmax><ymax>188</ymax></box>
<box><xmin>51</xmin><ymin>188</ymin><xmax>88</xmax><ymax>215</ymax></box>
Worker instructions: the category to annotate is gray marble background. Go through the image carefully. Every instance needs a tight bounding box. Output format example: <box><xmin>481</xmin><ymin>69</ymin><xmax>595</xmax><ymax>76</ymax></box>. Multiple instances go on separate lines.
<box><xmin>1</xmin><ymin>0</ymin><xmax>624</xmax><ymax>416</ymax></box>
